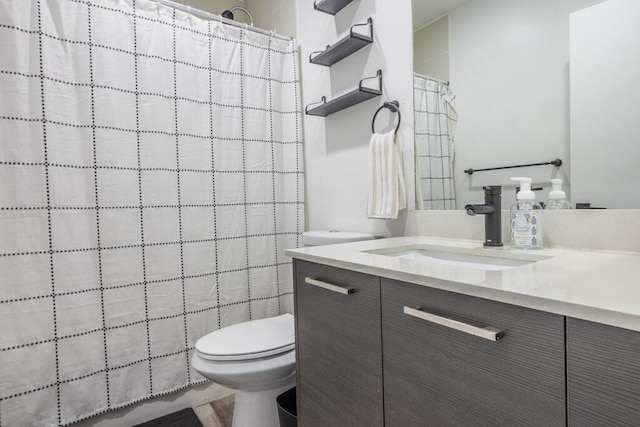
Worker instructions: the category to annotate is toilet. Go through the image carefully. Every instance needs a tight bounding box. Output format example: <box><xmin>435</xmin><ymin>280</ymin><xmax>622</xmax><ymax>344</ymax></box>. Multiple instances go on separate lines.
<box><xmin>191</xmin><ymin>314</ymin><xmax>295</xmax><ymax>427</ymax></box>
<box><xmin>191</xmin><ymin>231</ymin><xmax>376</xmax><ymax>427</ymax></box>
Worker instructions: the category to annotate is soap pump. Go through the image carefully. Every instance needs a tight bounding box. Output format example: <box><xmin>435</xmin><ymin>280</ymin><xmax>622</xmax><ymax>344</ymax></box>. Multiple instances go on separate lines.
<box><xmin>509</xmin><ymin>177</ymin><xmax>543</xmax><ymax>249</ymax></box>
<box><xmin>545</xmin><ymin>179</ymin><xmax>572</xmax><ymax>209</ymax></box>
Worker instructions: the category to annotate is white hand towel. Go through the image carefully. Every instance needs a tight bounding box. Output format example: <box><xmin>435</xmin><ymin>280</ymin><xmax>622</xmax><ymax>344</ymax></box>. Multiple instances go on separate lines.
<box><xmin>368</xmin><ymin>131</ymin><xmax>406</xmax><ymax>219</ymax></box>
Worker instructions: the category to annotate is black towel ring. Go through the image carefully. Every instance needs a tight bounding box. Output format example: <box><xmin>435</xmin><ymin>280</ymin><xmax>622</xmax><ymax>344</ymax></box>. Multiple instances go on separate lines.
<box><xmin>372</xmin><ymin>100</ymin><xmax>401</xmax><ymax>135</ymax></box>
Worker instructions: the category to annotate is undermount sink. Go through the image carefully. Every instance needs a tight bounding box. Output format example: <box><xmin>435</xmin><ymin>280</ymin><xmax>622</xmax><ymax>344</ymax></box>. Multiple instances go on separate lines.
<box><xmin>366</xmin><ymin>245</ymin><xmax>550</xmax><ymax>271</ymax></box>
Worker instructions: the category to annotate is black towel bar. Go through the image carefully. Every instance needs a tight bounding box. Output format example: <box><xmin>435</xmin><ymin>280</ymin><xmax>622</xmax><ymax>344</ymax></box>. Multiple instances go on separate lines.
<box><xmin>464</xmin><ymin>159</ymin><xmax>562</xmax><ymax>175</ymax></box>
<box><xmin>372</xmin><ymin>100</ymin><xmax>401</xmax><ymax>135</ymax></box>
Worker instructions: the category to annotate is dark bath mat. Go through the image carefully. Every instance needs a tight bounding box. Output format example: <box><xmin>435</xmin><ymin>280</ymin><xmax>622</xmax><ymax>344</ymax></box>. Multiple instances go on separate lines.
<box><xmin>134</xmin><ymin>408</ymin><xmax>202</xmax><ymax>427</ymax></box>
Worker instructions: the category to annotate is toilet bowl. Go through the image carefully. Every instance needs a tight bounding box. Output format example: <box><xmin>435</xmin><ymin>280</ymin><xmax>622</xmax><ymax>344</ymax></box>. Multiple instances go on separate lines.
<box><xmin>191</xmin><ymin>313</ymin><xmax>296</xmax><ymax>427</ymax></box>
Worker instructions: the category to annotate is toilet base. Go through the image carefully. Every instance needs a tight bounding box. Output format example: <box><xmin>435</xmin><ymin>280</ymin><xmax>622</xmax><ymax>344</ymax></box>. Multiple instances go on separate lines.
<box><xmin>232</xmin><ymin>377</ymin><xmax>295</xmax><ymax>427</ymax></box>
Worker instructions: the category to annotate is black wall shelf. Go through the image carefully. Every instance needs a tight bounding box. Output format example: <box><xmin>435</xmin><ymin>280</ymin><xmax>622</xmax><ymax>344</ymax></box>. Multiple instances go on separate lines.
<box><xmin>314</xmin><ymin>0</ymin><xmax>353</xmax><ymax>15</ymax></box>
<box><xmin>305</xmin><ymin>70</ymin><xmax>382</xmax><ymax>117</ymax></box>
<box><xmin>310</xmin><ymin>18</ymin><xmax>373</xmax><ymax>67</ymax></box>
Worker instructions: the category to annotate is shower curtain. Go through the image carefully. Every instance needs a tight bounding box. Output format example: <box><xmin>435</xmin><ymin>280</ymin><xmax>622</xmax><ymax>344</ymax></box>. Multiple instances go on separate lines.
<box><xmin>414</xmin><ymin>74</ymin><xmax>457</xmax><ymax>210</ymax></box>
<box><xmin>0</xmin><ymin>0</ymin><xmax>303</xmax><ymax>425</ymax></box>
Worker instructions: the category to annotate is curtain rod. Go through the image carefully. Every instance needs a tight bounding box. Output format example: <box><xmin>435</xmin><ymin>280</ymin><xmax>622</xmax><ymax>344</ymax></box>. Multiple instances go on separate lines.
<box><xmin>414</xmin><ymin>72</ymin><xmax>449</xmax><ymax>86</ymax></box>
<box><xmin>155</xmin><ymin>0</ymin><xmax>294</xmax><ymax>42</ymax></box>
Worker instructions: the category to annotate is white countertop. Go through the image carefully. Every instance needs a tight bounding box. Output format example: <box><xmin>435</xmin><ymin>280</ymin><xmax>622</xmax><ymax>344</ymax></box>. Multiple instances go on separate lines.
<box><xmin>286</xmin><ymin>237</ymin><xmax>640</xmax><ymax>332</ymax></box>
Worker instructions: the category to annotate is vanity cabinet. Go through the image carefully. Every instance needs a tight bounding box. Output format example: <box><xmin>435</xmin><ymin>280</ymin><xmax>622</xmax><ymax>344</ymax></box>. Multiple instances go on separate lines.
<box><xmin>293</xmin><ymin>260</ymin><xmax>384</xmax><ymax>426</ymax></box>
<box><xmin>293</xmin><ymin>260</ymin><xmax>640</xmax><ymax>426</ymax></box>
<box><xmin>381</xmin><ymin>278</ymin><xmax>566</xmax><ymax>426</ymax></box>
<box><xmin>567</xmin><ymin>318</ymin><xmax>640</xmax><ymax>426</ymax></box>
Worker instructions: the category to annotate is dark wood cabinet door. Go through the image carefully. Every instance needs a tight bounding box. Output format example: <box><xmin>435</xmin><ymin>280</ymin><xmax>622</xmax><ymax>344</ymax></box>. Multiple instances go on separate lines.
<box><xmin>567</xmin><ymin>317</ymin><xmax>640</xmax><ymax>426</ymax></box>
<box><xmin>381</xmin><ymin>278</ymin><xmax>565</xmax><ymax>427</ymax></box>
<box><xmin>294</xmin><ymin>260</ymin><xmax>383</xmax><ymax>427</ymax></box>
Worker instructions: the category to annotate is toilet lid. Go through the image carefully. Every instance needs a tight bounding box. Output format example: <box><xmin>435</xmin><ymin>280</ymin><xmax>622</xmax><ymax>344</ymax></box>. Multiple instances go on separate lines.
<box><xmin>195</xmin><ymin>313</ymin><xmax>295</xmax><ymax>361</ymax></box>
<box><xmin>301</xmin><ymin>230</ymin><xmax>375</xmax><ymax>246</ymax></box>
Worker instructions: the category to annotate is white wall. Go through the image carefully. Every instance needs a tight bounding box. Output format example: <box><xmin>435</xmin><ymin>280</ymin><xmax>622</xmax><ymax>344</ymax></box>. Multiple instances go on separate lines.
<box><xmin>448</xmin><ymin>0</ymin><xmax>603</xmax><ymax>209</ymax></box>
<box><xmin>175</xmin><ymin>0</ymin><xmax>244</xmax><ymax>17</ymax></box>
<box><xmin>414</xmin><ymin>16</ymin><xmax>450</xmax><ymax>81</ymax></box>
<box><xmin>570</xmin><ymin>0</ymin><xmax>640</xmax><ymax>208</ymax></box>
<box><xmin>297</xmin><ymin>0</ymin><xmax>414</xmax><ymax>237</ymax></box>
<box><xmin>246</xmin><ymin>0</ymin><xmax>297</xmax><ymax>38</ymax></box>
<box><xmin>174</xmin><ymin>0</ymin><xmax>297</xmax><ymax>38</ymax></box>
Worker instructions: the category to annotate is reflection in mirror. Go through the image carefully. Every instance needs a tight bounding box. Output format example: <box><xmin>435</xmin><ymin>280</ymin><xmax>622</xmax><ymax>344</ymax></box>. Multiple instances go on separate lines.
<box><xmin>413</xmin><ymin>12</ymin><xmax>459</xmax><ymax>210</ymax></box>
<box><xmin>411</xmin><ymin>0</ymin><xmax>640</xmax><ymax>210</ymax></box>
<box><xmin>414</xmin><ymin>74</ymin><xmax>457</xmax><ymax>210</ymax></box>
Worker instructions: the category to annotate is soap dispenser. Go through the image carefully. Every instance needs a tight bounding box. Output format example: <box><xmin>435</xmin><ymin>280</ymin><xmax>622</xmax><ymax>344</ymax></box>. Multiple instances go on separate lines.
<box><xmin>545</xmin><ymin>179</ymin><xmax>572</xmax><ymax>209</ymax></box>
<box><xmin>510</xmin><ymin>177</ymin><xmax>543</xmax><ymax>249</ymax></box>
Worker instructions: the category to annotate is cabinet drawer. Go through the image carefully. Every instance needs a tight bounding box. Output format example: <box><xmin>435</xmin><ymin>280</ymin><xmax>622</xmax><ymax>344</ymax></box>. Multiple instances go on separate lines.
<box><xmin>567</xmin><ymin>318</ymin><xmax>640</xmax><ymax>426</ymax></box>
<box><xmin>381</xmin><ymin>278</ymin><xmax>565</xmax><ymax>427</ymax></box>
<box><xmin>294</xmin><ymin>260</ymin><xmax>383</xmax><ymax>427</ymax></box>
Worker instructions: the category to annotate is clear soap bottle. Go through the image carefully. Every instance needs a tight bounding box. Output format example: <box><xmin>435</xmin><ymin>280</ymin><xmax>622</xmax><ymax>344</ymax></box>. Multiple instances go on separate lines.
<box><xmin>510</xmin><ymin>177</ymin><xmax>543</xmax><ymax>249</ymax></box>
<box><xmin>545</xmin><ymin>179</ymin><xmax>572</xmax><ymax>209</ymax></box>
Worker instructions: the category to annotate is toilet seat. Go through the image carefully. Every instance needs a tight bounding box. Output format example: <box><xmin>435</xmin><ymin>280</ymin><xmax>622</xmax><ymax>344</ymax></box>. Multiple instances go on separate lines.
<box><xmin>195</xmin><ymin>313</ymin><xmax>294</xmax><ymax>361</ymax></box>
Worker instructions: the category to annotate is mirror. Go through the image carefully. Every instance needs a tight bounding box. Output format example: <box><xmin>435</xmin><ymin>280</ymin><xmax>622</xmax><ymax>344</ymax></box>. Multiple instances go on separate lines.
<box><xmin>411</xmin><ymin>0</ymin><xmax>640</xmax><ymax>209</ymax></box>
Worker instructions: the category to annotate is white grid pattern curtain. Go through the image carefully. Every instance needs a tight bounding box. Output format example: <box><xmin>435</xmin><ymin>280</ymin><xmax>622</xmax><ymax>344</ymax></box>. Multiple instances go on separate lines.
<box><xmin>414</xmin><ymin>74</ymin><xmax>457</xmax><ymax>210</ymax></box>
<box><xmin>0</xmin><ymin>0</ymin><xmax>303</xmax><ymax>425</ymax></box>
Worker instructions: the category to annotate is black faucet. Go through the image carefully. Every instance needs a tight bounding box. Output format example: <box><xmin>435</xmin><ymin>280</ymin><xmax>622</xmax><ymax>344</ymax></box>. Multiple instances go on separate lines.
<box><xmin>464</xmin><ymin>186</ymin><xmax>503</xmax><ymax>247</ymax></box>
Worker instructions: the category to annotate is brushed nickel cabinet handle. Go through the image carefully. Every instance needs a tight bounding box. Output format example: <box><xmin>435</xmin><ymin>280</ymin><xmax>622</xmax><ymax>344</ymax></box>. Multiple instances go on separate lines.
<box><xmin>403</xmin><ymin>306</ymin><xmax>504</xmax><ymax>342</ymax></box>
<box><xmin>304</xmin><ymin>277</ymin><xmax>354</xmax><ymax>295</ymax></box>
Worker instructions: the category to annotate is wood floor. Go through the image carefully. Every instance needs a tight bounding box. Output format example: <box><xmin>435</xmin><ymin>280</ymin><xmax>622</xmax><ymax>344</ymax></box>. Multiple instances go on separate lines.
<box><xmin>135</xmin><ymin>394</ymin><xmax>235</xmax><ymax>427</ymax></box>
<box><xmin>192</xmin><ymin>394</ymin><xmax>235</xmax><ymax>427</ymax></box>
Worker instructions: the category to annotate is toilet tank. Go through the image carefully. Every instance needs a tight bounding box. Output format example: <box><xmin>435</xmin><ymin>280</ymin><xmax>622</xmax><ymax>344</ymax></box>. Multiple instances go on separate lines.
<box><xmin>301</xmin><ymin>230</ymin><xmax>377</xmax><ymax>246</ymax></box>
